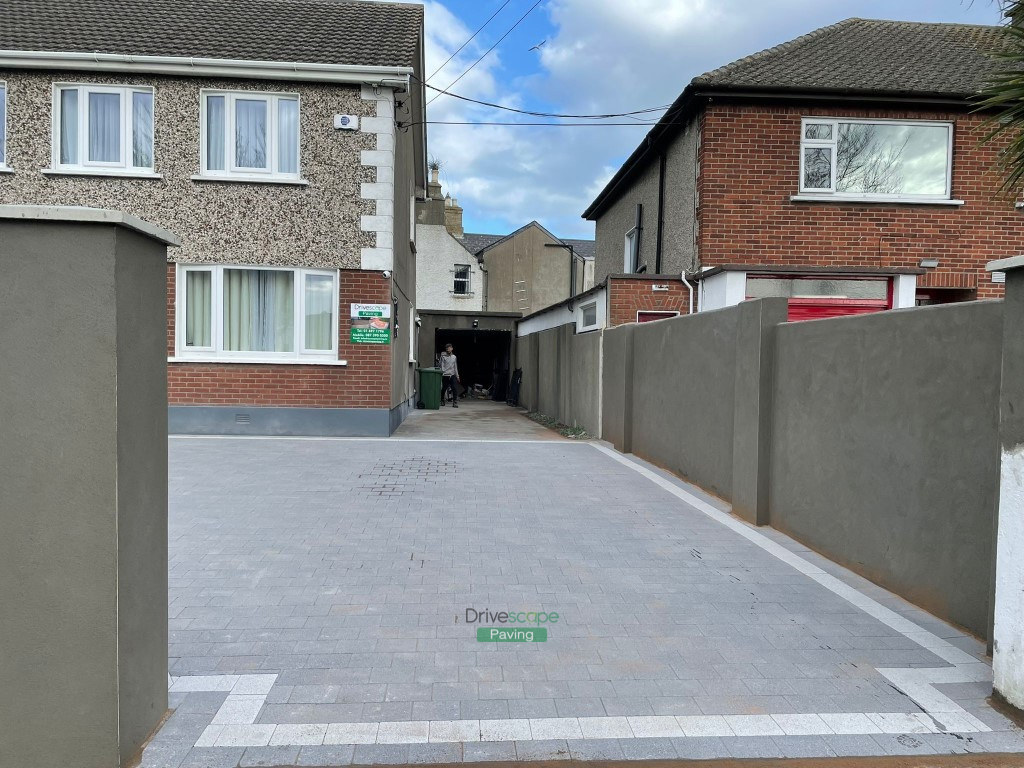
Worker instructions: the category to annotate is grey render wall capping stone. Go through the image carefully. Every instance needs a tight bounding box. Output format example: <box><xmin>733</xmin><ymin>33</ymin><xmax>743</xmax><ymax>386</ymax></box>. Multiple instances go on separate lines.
<box><xmin>0</xmin><ymin>204</ymin><xmax>180</xmax><ymax>246</ymax></box>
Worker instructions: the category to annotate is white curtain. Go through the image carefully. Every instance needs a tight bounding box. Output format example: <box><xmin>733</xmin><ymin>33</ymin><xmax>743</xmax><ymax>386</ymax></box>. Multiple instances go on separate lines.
<box><xmin>132</xmin><ymin>91</ymin><xmax>153</xmax><ymax>168</ymax></box>
<box><xmin>234</xmin><ymin>99</ymin><xmax>267</xmax><ymax>169</ymax></box>
<box><xmin>206</xmin><ymin>95</ymin><xmax>225</xmax><ymax>171</ymax></box>
<box><xmin>59</xmin><ymin>88</ymin><xmax>79</xmax><ymax>165</ymax></box>
<box><xmin>88</xmin><ymin>92</ymin><xmax>121</xmax><ymax>163</ymax></box>
<box><xmin>223</xmin><ymin>269</ymin><xmax>294</xmax><ymax>352</ymax></box>
<box><xmin>304</xmin><ymin>274</ymin><xmax>333</xmax><ymax>351</ymax></box>
<box><xmin>185</xmin><ymin>271</ymin><xmax>212</xmax><ymax>348</ymax></box>
<box><xmin>278</xmin><ymin>98</ymin><xmax>299</xmax><ymax>174</ymax></box>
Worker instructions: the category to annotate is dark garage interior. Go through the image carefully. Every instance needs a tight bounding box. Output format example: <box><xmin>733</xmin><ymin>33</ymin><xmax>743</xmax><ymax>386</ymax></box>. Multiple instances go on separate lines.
<box><xmin>432</xmin><ymin>328</ymin><xmax>512</xmax><ymax>401</ymax></box>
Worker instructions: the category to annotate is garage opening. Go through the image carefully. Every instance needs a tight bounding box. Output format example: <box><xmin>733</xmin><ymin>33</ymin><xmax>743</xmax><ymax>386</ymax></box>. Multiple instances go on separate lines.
<box><xmin>433</xmin><ymin>329</ymin><xmax>512</xmax><ymax>401</ymax></box>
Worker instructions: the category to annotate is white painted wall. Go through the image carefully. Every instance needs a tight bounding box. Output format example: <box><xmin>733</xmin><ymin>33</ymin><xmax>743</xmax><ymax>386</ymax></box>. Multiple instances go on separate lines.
<box><xmin>517</xmin><ymin>286</ymin><xmax>608</xmax><ymax>337</ymax></box>
<box><xmin>893</xmin><ymin>274</ymin><xmax>918</xmax><ymax>309</ymax></box>
<box><xmin>698</xmin><ymin>270</ymin><xmax>746</xmax><ymax>312</ymax></box>
<box><xmin>414</xmin><ymin>224</ymin><xmax>483</xmax><ymax>312</ymax></box>
<box><xmin>994</xmin><ymin>446</ymin><xmax>1024</xmax><ymax>710</ymax></box>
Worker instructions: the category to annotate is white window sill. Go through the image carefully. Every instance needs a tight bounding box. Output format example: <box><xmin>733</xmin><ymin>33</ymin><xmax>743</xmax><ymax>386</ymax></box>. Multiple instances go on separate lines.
<box><xmin>0</xmin><ymin>166</ymin><xmax>13</xmax><ymax>174</ymax></box>
<box><xmin>450</xmin><ymin>292</ymin><xmax>475</xmax><ymax>298</ymax></box>
<box><xmin>42</xmin><ymin>168</ymin><xmax>163</xmax><ymax>180</ymax></box>
<box><xmin>169</xmin><ymin>355</ymin><xmax>347</xmax><ymax>366</ymax></box>
<box><xmin>790</xmin><ymin>195</ymin><xmax>964</xmax><ymax>206</ymax></box>
<box><xmin>191</xmin><ymin>174</ymin><xmax>309</xmax><ymax>186</ymax></box>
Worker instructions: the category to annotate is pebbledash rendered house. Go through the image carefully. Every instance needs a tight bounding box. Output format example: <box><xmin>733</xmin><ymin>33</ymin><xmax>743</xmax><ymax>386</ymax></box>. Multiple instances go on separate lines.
<box><xmin>0</xmin><ymin>0</ymin><xmax>426</xmax><ymax>436</ymax></box>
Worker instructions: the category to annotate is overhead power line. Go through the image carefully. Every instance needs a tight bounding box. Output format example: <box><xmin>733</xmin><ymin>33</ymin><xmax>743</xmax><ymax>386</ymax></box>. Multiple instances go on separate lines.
<box><xmin>427</xmin><ymin>0</ymin><xmax>547</xmax><ymax>106</ymax></box>
<box><xmin>413</xmin><ymin>75</ymin><xmax>672</xmax><ymax>120</ymax></box>
<box><xmin>426</xmin><ymin>0</ymin><xmax>515</xmax><ymax>83</ymax></box>
<box><xmin>403</xmin><ymin>120</ymin><xmax>679</xmax><ymax>128</ymax></box>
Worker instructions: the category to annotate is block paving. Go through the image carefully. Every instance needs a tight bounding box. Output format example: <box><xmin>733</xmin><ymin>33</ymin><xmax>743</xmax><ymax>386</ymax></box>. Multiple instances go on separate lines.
<box><xmin>143</xmin><ymin>425</ymin><xmax>1024</xmax><ymax>766</ymax></box>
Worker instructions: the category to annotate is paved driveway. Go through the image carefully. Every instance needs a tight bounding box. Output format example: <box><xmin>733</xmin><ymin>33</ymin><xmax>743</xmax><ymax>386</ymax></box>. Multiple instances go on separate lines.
<box><xmin>144</xmin><ymin>430</ymin><xmax>1024</xmax><ymax>767</ymax></box>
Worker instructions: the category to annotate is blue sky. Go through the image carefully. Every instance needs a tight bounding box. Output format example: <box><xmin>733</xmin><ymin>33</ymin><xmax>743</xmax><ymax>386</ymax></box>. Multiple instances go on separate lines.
<box><xmin>415</xmin><ymin>0</ymin><xmax>1005</xmax><ymax>238</ymax></box>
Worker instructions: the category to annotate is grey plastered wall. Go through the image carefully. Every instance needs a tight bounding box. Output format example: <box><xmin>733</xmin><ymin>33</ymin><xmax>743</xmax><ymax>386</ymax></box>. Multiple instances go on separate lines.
<box><xmin>536</xmin><ymin>328</ymin><xmax>562</xmax><ymax>418</ymax></box>
<box><xmin>568</xmin><ymin>330</ymin><xmax>602</xmax><ymax>435</ymax></box>
<box><xmin>391</xmin><ymin>101</ymin><xmax>420</xmax><ymax>413</ymax></box>
<box><xmin>517</xmin><ymin>325</ymin><xmax>602</xmax><ymax>435</ymax></box>
<box><xmin>601</xmin><ymin>323</ymin><xmax>635</xmax><ymax>451</ymax></box>
<box><xmin>730</xmin><ymin>298</ymin><xmax>789</xmax><ymax>525</ymax></box>
<box><xmin>593</xmin><ymin>118</ymin><xmax>699</xmax><ymax>284</ymax></box>
<box><xmin>630</xmin><ymin>308</ymin><xmax>740</xmax><ymax>499</ymax></box>
<box><xmin>114</xmin><ymin>229</ymin><xmax>171</xmax><ymax>757</ymax></box>
<box><xmin>517</xmin><ymin>332</ymin><xmax>539</xmax><ymax>411</ymax></box>
<box><xmin>483</xmin><ymin>225</ymin><xmax>574</xmax><ymax>314</ymax></box>
<box><xmin>769</xmin><ymin>302</ymin><xmax>1002</xmax><ymax>637</ymax></box>
<box><xmin>0</xmin><ymin>217</ymin><xmax>169</xmax><ymax>767</ymax></box>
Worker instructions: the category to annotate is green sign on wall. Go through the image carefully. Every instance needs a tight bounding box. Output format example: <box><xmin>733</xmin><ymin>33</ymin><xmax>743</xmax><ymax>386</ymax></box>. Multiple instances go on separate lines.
<box><xmin>350</xmin><ymin>303</ymin><xmax>392</xmax><ymax>344</ymax></box>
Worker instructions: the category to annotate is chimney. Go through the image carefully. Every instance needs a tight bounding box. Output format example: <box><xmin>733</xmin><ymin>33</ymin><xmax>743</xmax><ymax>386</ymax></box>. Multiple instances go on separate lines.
<box><xmin>445</xmin><ymin>196</ymin><xmax>464</xmax><ymax>239</ymax></box>
<box><xmin>427</xmin><ymin>166</ymin><xmax>442</xmax><ymax>200</ymax></box>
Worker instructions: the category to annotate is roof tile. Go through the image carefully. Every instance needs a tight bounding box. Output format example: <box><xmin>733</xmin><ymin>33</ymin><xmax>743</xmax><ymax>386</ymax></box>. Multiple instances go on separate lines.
<box><xmin>0</xmin><ymin>0</ymin><xmax>422</xmax><ymax>68</ymax></box>
<box><xmin>692</xmin><ymin>18</ymin><xmax>1008</xmax><ymax>97</ymax></box>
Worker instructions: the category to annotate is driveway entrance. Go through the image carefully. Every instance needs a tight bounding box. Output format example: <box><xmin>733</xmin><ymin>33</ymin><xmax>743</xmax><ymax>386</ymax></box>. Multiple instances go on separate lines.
<box><xmin>145</xmin><ymin>424</ymin><xmax>1024</xmax><ymax>767</ymax></box>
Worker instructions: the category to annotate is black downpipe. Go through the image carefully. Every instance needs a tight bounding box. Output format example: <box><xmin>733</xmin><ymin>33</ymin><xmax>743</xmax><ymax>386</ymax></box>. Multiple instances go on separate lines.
<box><xmin>655</xmin><ymin>152</ymin><xmax>666</xmax><ymax>275</ymax></box>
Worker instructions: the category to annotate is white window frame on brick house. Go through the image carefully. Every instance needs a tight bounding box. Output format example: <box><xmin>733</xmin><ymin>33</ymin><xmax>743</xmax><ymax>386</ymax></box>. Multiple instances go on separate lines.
<box><xmin>49</xmin><ymin>83</ymin><xmax>156</xmax><ymax>176</ymax></box>
<box><xmin>198</xmin><ymin>89</ymin><xmax>303</xmax><ymax>183</ymax></box>
<box><xmin>796</xmin><ymin>117</ymin><xmax>957</xmax><ymax>204</ymax></box>
<box><xmin>174</xmin><ymin>264</ymin><xmax>341</xmax><ymax>364</ymax></box>
<box><xmin>452</xmin><ymin>264</ymin><xmax>473</xmax><ymax>296</ymax></box>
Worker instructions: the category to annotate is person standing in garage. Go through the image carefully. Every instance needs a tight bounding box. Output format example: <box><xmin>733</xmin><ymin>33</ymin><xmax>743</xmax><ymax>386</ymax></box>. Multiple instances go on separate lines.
<box><xmin>440</xmin><ymin>343</ymin><xmax>460</xmax><ymax>408</ymax></box>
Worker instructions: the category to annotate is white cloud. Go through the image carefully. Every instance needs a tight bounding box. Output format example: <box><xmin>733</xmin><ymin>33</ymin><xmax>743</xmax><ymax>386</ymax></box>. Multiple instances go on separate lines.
<box><xmin>422</xmin><ymin>0</ymin><xmax>1004</xmax><ymax>238</ymax></box>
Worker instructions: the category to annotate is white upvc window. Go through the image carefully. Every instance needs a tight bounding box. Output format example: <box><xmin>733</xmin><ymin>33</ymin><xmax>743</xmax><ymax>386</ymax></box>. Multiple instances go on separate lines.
<box><xmin>580</xmin><ymin>301</ymin><xmax>599</xmax><ymax>330</ymax></box>
<box><xmin>200</xmin><ymin>90</ymin><xmax>300</xmax><ymax>181</ymax></box>
<box><xmin>52</xmin><ymin>84</ymin><xmax>154</xmax><ymax>173</ymax></box>
<box><xmin>0</xmin><ymin>81</ymin><xmax>7</xmax><ymax>169</ymax></box>
<box><xmin>177</xmin><ymin>264</ymin><xmax>338</xmax><ymax>362</ymax></box>
<box><xmin>799</xmin><ymin>117</ymin><xmax>953</xmax><ymax>201</ymax></box>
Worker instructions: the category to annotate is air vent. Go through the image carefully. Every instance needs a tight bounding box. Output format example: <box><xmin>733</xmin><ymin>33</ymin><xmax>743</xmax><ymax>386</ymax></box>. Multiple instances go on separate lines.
<box><xmin>235</xmin><ymin>413</ymin><xmax>251</xmax><ymax>424</ymax></box>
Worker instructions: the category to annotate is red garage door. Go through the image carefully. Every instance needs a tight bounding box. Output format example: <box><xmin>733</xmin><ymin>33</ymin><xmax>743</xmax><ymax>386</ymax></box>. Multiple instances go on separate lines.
<box><xmin>785</xmin><ymin>297</ymin><xmax>890</xmax><ymax>322</ymax></box>
<box><xmin>746</xmin><ymin>276</ymin><xmax>893</xmax><ymax>322</ymax></box>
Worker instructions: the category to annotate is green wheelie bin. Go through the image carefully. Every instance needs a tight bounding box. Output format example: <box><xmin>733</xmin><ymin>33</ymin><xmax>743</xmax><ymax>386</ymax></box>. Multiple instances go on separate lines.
<box><xmin>418</xmin><ymin>367</ymin><xmax>442</xmax><ymax>410</ymax></box>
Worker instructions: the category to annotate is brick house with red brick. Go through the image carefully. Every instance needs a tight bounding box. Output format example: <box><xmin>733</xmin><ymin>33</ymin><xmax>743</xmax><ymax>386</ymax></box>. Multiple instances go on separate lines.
<box><xmin>583</xmin><ymin>18</ymin><xmax>1023</xmax><ymax>323</ymax></box>
<box><xmin>0</xmin><ymin>0</ymin><xmax>426</xmax><ymax>435</ymax></box>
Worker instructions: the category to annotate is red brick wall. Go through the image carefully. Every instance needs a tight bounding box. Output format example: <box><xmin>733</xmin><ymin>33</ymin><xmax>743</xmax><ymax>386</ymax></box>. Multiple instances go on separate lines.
<box><xmin>166</xmin><ymin>265</ymin><xmax>392</xmax><ymax>409</ymax></box>
<box><xmin>608</xmin><ymin>277</ymin><xmax>693</xmax><ymax>327</ymax></box>
<box><xmin>697</xmin><ymin>103</ymin><xmax>1024</xmax><ymax>300</ymax></box>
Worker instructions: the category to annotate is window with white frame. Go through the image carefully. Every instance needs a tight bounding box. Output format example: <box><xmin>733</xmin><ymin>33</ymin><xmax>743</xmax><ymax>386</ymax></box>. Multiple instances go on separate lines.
<box><xmin>624</xmin><ymin>227</ymin><xmax>639</xmax><ymax>273</ymax></box>
<box><xmin>178</xmin><ymin>265</ymin><xmax>337</xmax><ymax>361</ymax></box>
<box><xmin>200</xmin><ymin>90</ymin><xmax>300</xmax><ymax>180</ymax></box>
<box><xmin>453</xmin><ymin>264</ymin><xmax>472</xmax><ymax>295</ymax></box>
<box><xmin>800</xmin><ymin>118</ymin><xmax>952</xmax><ymax>199</ymax></box>
<box><xmin>580</xmin><ymin>301</ymin><xmax>599</xmax><ymax>329</ymax></box>
<box><xmin>52</xmin><ymin>84</ymin><xmax>154</xmax><ymax>173</ymax></box>
<box><xmin>0</xmin><ymin>81</ymin><xmax>7</xmax><ymax>167</ymax></box>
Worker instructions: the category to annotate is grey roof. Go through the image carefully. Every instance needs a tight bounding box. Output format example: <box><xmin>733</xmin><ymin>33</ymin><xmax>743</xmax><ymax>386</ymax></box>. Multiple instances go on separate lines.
<box><xmin>692</xmin><ymin>18</ymin><xmax>1008</xmax><ymax>98</ymax></box>
<box><xmin>461</xmin><ymin>233</ymin><xmax>505</xmax><ymax>255</ymax></box>
<box><xmin>0</xmin><ymin>0</ymin><xmax>422</xmax><ymax>68</ymax></box>
<box><xmin>583</xmin><ymin>18</ymin><xmax>1010</xmax><ymax>220</ymax></box>
<box><xmin>463</xmin><ymin>224</ymin><xmax>594</xmax><ymax>259</ymax></box>
<box><xmin>562</xmin><ymin>239</ymin><xmax>596</xmax><ymax>261</ymax></box>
